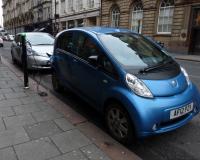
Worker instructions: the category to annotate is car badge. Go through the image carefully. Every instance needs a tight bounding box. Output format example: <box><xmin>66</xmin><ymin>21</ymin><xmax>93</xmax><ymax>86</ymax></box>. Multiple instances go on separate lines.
<box><xmin>171</xmin><ymin>80</ymin><xmax>178</xmax><ymax>87</ymax></box>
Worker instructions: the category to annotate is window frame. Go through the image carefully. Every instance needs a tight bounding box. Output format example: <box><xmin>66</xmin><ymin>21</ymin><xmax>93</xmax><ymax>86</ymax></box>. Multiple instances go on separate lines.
<box><xmin>111</xmin><ymin>7</ymin><xmax>120</xmax><ymax>28</ymax></box>
<box><xmin>157</xmin><ymin>0</ymin><xmax>174</xmax><ymax>34</ymax></box>
<box><xmin>56</xmin><ymin>31</ymin><xmax>75</xmax><ymax>55</ymax></box>
<box><xmin>130</xmin><ymin>1</ymin><xmax>143</xmax><ymax>34</ymax></box>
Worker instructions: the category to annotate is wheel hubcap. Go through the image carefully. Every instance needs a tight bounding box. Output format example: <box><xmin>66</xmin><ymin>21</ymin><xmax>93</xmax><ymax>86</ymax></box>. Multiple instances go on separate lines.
<box><xmin>107</xmin><ymin>108</ymin><xmax>128</xmax><ymax>138</ymax></box>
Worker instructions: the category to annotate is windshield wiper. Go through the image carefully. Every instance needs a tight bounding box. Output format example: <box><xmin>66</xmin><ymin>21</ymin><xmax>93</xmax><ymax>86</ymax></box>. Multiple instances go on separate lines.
<box><xmin>139</xmin><ymin>58</ymin><xmax>173</xmax><ymax>73</ymax></box>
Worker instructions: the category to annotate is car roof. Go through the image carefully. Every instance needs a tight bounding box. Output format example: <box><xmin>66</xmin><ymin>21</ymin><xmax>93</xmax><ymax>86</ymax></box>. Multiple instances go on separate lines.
<box><xmin>66</xmin><ymin>27</ymin><xmax>135</xmax><ymax>35</ymax></box>
<box><xmin>17</xmin><ymin>32</ymin><xmax>49</xmax><ymax>36</ymax></box>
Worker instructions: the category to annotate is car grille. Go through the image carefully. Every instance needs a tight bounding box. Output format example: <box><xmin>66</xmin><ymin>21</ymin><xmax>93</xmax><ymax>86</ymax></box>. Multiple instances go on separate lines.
<box><xmin>159</xmin><ymin>114</ymin><xmax>190</xmax><ymax>128</ymax></box>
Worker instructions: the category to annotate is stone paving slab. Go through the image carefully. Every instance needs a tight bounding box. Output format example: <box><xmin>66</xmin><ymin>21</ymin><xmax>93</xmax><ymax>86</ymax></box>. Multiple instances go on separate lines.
<box><xmin>0</xmin><ymin>94</ymin><xmax>5</xmax><ymax>101</ymax></box>
<box><xmin>13</xmin><ymin>104</ymin><xmax>42</xmax><ymax>115</ymax></box>
<box><xmin>0</xmin><ymin>88</ymin><xmax>13</xmax><ymax>94</ymax></box>
<box><xmin>50</xmin><ymin>150</ymin><xmax>88</xmax><ymax>160</ymax></box>
<box><xmin>13</xmin><ymin>103</ymin><xmax>48</xmax><ymax>115</ymax></box>
<box><xmin>0</xmin><ymin>127</ymin><xmax>29</xmax><ymax>149</ymax></box>
<box><xmin>51</xmin><ymin>129</ymin><xmax>92</xmax><ymax>153</ymax></box>
<box><xmin>0</xmin><ymin>99</ymin><xmax>22</xmax><ymax>108</ymax></box>
<box><xmin>20</xmin><ymin>96</ymin><xmax>43</xmax><ymax>105</ymax></box>
<box><xmin>3</xmin><ymin>113</ymin><xmax>36</xmax><ymax>129</ymax></box>
<box><xmin>24</xmin><ymin>120</ymin><xmax>62</xmax><ymax>140</ymax></box>
<box><xmin>81</xmin><ymin>144</ymin><xmax>112</xmax><ymax>160</ymax></box>
<box><xmin>14</xmin><ymin>137</ymin><xmax>60</xmax><ymax>160</ymax></box>
<box><xmin>32</xmin><ymin>108</ymin><xmax>63</xmax><ymax>122</ymax></box>
<box><xmin>0</xmin><ymin>147</ymin><xmax>17</xmax><ymax>160</ymax></box>
<box><xmin>0</xmin><ymin>107</ymin><xmax>15</xmax><ymax>117</ymax></box>
<box><xmin>4</xmin><ymin>92</ymin><xmax>28</xmax><ymax>99</ymax></box>
<box><xmin>54</xmin><ymin>118</ymin><xmax>75</xmax><ymax>131</ymax></box>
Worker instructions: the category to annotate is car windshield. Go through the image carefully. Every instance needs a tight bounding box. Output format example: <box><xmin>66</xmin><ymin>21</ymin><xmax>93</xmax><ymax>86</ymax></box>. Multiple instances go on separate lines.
<box><xmin>98</xmin><ymin>32</ymin><xmax>170</xmax><ymax>69</ymax></box>
<box><xmin>26</xmin><ymin>33</ymin><xmax>54</xmax><ymax>45</ymax></box>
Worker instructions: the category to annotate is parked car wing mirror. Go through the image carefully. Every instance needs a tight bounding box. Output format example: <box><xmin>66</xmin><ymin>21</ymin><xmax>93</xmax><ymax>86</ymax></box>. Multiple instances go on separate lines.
<box><xmin>88</xmin><ymin>55</ymin><xmax>98</xmax><ymax>66</ymax></box>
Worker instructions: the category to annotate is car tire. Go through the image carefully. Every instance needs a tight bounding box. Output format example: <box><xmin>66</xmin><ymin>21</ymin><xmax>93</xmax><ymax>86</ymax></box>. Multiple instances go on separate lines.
<box><xmin>52</xmin><ymin>70</ymin><xmax>63</xmax><ymax>92</ymax></box>
<box><xmin>105</xmin><ymin>102</ymin><xmax>135</xmax><ymax>145</ymax></box>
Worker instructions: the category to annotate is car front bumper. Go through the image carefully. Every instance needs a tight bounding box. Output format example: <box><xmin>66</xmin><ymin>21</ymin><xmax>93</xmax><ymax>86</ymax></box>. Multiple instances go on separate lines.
<box><xmin>27</xmin><ymin>55</ymin><xmax>51</xmax><ymax>70</ymax></box>
<box><xmin>122</xmin><ymin>83</ymin><xmax>200</xmax><ymax>138</ymax></box>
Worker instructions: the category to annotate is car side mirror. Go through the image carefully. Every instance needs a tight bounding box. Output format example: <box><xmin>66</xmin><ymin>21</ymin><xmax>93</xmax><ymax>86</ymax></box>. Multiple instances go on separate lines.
<box><xmin>88</xmin><ymin>55</ymin><xmax>98</xmax><ymax>66</ymax></box>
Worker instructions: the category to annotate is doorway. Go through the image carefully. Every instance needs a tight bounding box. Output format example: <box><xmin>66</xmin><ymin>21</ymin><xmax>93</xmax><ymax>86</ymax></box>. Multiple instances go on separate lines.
<box><xmin>189</xmin><ymin>7</ymin><xmax>200</xmax><ymax>54</ymax></box>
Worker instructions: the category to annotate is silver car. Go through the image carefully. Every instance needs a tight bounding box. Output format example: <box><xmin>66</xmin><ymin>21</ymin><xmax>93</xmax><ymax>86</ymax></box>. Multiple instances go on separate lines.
<box><xmin>11</xmin><ymin>32</ymin><xmax>54</xmax><ymax>70</ymax></box>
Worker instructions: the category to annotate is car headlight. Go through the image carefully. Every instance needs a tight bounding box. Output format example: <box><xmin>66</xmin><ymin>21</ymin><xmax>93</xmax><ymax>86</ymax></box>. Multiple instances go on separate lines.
<box><xmin>126</xmin><ymin>73</ymin><xmax>153</xmax><ymax>98</ymax></box>
<box><xmin>181</xmin><ymin>67</ymin><xmax>190</xmax><ymax>86</ymax></box>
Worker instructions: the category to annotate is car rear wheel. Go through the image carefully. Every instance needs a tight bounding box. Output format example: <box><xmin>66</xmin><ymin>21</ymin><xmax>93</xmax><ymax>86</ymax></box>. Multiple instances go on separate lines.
<box><xmin>52</xmin><ymin>71</ymin><xmax>63</xmax><ymax>92</ymax></box>
<box><xmin>105</xmin><ymin>102</ymin><xmax>135</xmax><ymax>144</ymax></box>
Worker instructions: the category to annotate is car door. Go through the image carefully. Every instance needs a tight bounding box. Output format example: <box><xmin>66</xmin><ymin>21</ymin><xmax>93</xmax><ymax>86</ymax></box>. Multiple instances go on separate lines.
<box><xmin>54</xmin><ymin>31</ymin><xmax>75</xmax><ymax>88</ymax></box>
<box><xmin>70</xmin><ymin>31</ymin><xmax>118</xmax><ymax>108</ymax></box>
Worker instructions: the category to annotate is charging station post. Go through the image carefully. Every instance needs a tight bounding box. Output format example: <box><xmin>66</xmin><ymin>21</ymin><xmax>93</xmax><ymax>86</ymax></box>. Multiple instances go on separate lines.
<box><xmin>21</xmin><ymin>33</ymin><xmax>29</xmax><ymax>89</ymax></box>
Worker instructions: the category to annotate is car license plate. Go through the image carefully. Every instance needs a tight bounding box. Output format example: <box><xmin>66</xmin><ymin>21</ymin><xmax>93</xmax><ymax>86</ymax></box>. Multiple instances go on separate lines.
<box><xmin>170</xmin><ymin>103</ymin><xmax>193</xmax><ymax>120</ymax></box>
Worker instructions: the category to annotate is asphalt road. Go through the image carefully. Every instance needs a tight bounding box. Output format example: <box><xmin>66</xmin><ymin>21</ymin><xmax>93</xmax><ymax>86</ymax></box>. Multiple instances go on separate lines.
<box><xmin>1</xmin><ymin>41</ymin><xmax>200</xmax><ymax>160</ymax></box>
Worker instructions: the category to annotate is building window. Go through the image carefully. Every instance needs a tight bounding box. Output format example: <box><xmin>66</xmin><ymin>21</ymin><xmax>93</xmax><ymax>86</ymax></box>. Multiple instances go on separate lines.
<box><xmin>68</xmin><ymin>0</ymin><xmax>74</xmax><ymax>12</ymax></box>
<box><xmin>131</xmin><ymin>1</ymin><xmax>143</xmax><ymax>33</ymax></box>
<box><xmin>157</xmin><ymin>0</ymin><xmax>174</xmax><ymax>34</ymax></box>
<box><xmin>61</xmin><ymin>22</ymin><xmax>66</xmax><ymax>30</ymax></box>
<box><xmin>76</xmin><ymin>0</ymin><xmax>83</xmax><ymax>11</ymax></box>
<box><xmin>88</xmin><ymin>0</ymin><xmax>94</xmax><ymax>8</ymax></box>
<box><xmin>111</xmin><ymin>7</ymin><xmax>120</xmax><ymax>27</ymax></box>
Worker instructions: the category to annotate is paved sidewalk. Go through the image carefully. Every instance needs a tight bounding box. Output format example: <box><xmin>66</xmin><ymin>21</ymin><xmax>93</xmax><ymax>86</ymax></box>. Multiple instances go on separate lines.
<box><xmin>170</xmin><ymin>53</ymin><xmax>200</xmax><ymax>62</ymax></box>
<box><xmin>0</xmin><ymin>58</ymin><xmax>141</xmax><ymax>160</ymax></box>
<box><xmin>0</xmin><ymin>63</ymin><xmax>112</xmax><ymax>160</ymax></box>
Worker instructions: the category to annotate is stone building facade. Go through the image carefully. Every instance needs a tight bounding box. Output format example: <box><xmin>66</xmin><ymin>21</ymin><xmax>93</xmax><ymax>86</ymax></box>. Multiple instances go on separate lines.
<box><xmin>2</xmin><ymin>0</ymin><xmax>52</xmax><ymax>35</ymax></box>
<box><xmin>52</xmin><ymin>0</ymin><xmax>101</xmax><ymax>32</ymax></box>
<box><xmin>101</xmin><ymin>0</ymin><xmax>200</xmax><ymax>55</ymax></box>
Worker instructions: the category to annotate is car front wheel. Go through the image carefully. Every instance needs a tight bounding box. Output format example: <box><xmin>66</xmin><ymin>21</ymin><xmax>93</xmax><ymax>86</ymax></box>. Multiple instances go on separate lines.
<box><xmin>105</xmin><ymin>102</ymin><xmax>135</xmax><ymax>144</ymax></box>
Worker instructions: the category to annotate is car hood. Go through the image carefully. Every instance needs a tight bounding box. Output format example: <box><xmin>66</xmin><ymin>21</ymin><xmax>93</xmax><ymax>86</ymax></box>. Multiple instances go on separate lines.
<box><xmin>32</xmin><ymin>45</ymin><xmax>53</xmax><ymax>57</ymax></box>
<box><xmin>142</xmin><ymin>72</ymin><xmax>188</xmax><ymax>97</ymax></box>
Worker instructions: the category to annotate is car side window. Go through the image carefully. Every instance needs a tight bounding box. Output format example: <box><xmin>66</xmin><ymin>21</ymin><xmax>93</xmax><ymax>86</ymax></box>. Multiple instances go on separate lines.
<box><xmin>98</xmin><ymin>55</ymin><xmax>118</xmax><ymax>78</ymax></box>
<box><xmin>57</xmin><ymin>32</ymin><xmax>74</xmax><ymax>54</ymax></box>
<box><xmin>75</xmin><ymin>34</ymin><xmax>100</xmax><ymax>62</ymax></box>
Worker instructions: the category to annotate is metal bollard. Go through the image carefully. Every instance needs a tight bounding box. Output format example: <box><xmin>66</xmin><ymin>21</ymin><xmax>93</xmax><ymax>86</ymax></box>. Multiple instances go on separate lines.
<box><xmin>21</xmin><ymin>34</ymin><xmax>29</xmax><ymax>89</ymax></box>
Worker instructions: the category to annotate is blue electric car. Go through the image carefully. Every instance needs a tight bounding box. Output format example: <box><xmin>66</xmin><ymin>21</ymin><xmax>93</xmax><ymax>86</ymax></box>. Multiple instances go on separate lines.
<box><xmin>51</xmin><ymin>27</ymin><xmax>200</xmax><ymax>144</ymax></box>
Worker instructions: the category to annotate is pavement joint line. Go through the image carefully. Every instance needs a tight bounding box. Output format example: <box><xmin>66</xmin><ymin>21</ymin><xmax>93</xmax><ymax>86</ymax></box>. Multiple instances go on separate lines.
<box><xmin>53</xmin><ymin>118</ymin><xmax>74</xmax><ymax>132</ymax></box>
<box><xmin>48</xmin><ymin>135</ymin><xmax>64</xmax><ymax>155</ymax></box>
<box><xmin>12</xmin><ymin>145</ymin><xmax>20</xmax><ymax>160</ymax></box>
<box><xmin>29</xmin><ymin>112</ymin><xmax>38</xmax><ymax>124</ymax></box>
<box><xmin>1</xmin><ymin>117</ymin><xmax>6</xmax><ymax>130</ymax></box>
